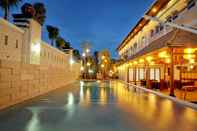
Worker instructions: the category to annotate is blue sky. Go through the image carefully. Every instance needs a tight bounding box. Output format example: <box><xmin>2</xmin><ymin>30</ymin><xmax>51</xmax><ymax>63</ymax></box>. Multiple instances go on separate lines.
<box><xmin>0</xmin><ymin>0</ymin><xmax>154</xmax><ymax>58</ymax></box>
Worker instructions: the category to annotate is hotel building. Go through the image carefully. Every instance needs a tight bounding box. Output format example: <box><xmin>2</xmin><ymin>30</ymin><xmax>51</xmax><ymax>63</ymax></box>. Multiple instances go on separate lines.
<box><xmin>116</xmin><ymin>0</ymin><xmax>197</xmax><ymax>97</ymax></box>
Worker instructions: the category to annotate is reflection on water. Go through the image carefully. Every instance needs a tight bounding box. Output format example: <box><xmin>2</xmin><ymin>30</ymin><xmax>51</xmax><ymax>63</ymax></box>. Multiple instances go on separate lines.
<box><xmin>1</xmin><ymin>81</ymin><xmax>197</xmax><ymax>131</ymax></box>
<box><xmin>26</xmin><ymin>108</ymin><xmax>41</xmax><ymax>131</ymax></box>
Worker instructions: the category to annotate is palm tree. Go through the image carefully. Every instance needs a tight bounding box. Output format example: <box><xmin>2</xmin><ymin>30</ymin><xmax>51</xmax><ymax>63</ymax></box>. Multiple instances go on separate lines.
<box><xmin>73</xmin><ymin>49</ymin><xmax>81</xmax><ymax>60</ymax></box>
<box><xmin>46</xmin><ymin>25</ymin><xmax>59</xmax><ymax>46</ymax></box>
<box><xmin>33</xmin><ymin>3</ymin><xmax>46</xmax><ymax>25</ymax></box>
<box><xmin>21</xmin><ymin>3</ymin><xmax>35</xmax><ymax>18</ymax></box>
<box><xmin>0</xmin><ymin>0</ymin><xmax>22</xmax><ymax>20</ymax></box>
<box><xmin>56</xmin><ymin>37</ymin><xmax>71</xmax><ymax>50</ymax></box>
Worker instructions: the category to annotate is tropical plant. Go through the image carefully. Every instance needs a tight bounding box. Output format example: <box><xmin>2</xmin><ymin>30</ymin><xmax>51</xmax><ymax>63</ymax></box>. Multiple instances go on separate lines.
<box><xmin>46</xmin><ymin>25</ymin><xmax>59</xmax><ymax>46</ymax></box>
<box><xmin>62</xmin><ymin>41</ymin><xmax>71</xmax><ymax>49</ymax></box>
<box><xmin>33</xmin><ymin>2</ymin><xmax>46</xmax><ymax>25</ymax></box>
<box><xmin>56</xmin><ymin>37</ymin><xmax>66</xmax><ymax>49</ymax></box>
<box><xmin>93</xmin><ymin>51</ymin><xmax>99</xmax><ymax>74</ymax></box>
<box><xmin>56</xmin><ymin>37</ymin><xmax>71</xmax><ymax>50</ymax></box>
<box><xmin>21</xmin><ymin>3</ymin><xmax>35</xmax><ymax>18</ymax></box>
<box><xmin>0</xmin><ymin>0</ymin><xmax>23</xmax><ymax>20</ymax></box>
<box><xmin>73</xmin><ymin>49</ymin><xmax>81</xmax><ymax>60</ymax></box>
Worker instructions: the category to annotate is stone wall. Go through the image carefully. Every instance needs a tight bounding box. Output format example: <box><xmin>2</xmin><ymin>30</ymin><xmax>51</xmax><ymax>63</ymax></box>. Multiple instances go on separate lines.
<box><xmin>0</xmin><ymin>18</ymin><xmax>24</xmax><ymax>62</ymax></box>
<box><xmin>0</xmin><ymin>59</ymin><xmax>80</xmax><ymax>110</ymax></box>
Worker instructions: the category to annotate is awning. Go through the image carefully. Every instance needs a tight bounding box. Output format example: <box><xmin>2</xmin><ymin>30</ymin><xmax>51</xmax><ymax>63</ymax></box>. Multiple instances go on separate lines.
<box><xmin>127</xmin><ymin>29</ymin><xmax>197</xmax><ymax>61</ymax></box>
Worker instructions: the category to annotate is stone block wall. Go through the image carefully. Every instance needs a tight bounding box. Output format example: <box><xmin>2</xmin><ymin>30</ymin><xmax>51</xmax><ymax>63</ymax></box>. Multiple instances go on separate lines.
<box><xmin>0</xmin><ymin>59</ymin><xmax>80</xmax><ymax>110</ymax></box>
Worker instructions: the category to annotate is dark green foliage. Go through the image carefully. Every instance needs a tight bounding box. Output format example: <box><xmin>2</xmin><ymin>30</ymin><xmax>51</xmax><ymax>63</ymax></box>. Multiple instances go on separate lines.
<box><xmin>33</xmin><ymin>3</ymin><xmax>46</xmax><ymax>25</ymax></box>
<box><xmin>46</xmin><ymin>25</ymin><xmax>59</xmax><ymax>46</ymax></box>
<box><xmin>73</xmin><ymin>49</ymin><xmax>81</xmax><ymax>60</ymax></box>
<box><xmin>56</xmin><ymin>37</ymin><xmax>71</xmax><ymax>49</ymax></box>
<box><xmin>21</xmin><ymin>3</ymin><xmax>35</xmax><ymax>18</ymax></box>
<box><xmin>0</xmin><ymin>0</ymin><xmax>23</xmax><ymax>20</ymax></box>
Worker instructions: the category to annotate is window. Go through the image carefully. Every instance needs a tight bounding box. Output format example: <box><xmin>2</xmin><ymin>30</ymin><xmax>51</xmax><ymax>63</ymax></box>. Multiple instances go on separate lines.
<box><xmin>150</xmin><ymin>68</ymin><xmax>160</xmax><ymax>81</ymax></box>
<box><xmin>172</xmin><ymin>10</ymin><xmax>179</xmax><ymax>20</ymax></box>
<box><xmin>4</xmin><ymin>35</ymin><xmax>8</xmax><ymax>45</ymax></box>
<box><xmin>136</xmin><ymin>68</ymin><xmax>139</xmax><ymax>81</ymax></box>
<box><xmin>159</xmin><ymin>24</ymin><xmax>164</xmax><ymax>31</ymax></box>
<box><xmin>150</xmin><ymin>29</ymin><xmax>154</xmax><ymax>37</ymax></box>
<box><xmin>142</xmin><ymin>36</ymin><xmax>146</xmax><ymax>47</ymax></box>
<box><xmin>16</xmin><ymin>40</ymin><xmax>18</xmax><ymax>48</ymax></box>
<box><xmin>187</xmin><ymin>0</ymin><xmax>196</xmax><ymax>10</ymax></box>
<box><xmin>155</xmin><ymin>26</ymin><xmax>160</xmax><ymax>34</ymax></box>
<box><xmin>139</xmin><ymin>68</ymin><xmax>145</xmax><ymax>80</ymax></box>
<box><xmin>129</xmin><ymin>68</ymin><xmax>134</xmax><ymax>81</ymax></box>
<box><xmin>166</xmin><ymin>16</ymin><xmax>172</xmax><ymax>22</ymax></box>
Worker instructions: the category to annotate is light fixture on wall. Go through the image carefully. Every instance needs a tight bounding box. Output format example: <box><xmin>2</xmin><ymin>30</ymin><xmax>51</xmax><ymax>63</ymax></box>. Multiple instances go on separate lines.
<box><xmin>31</xmin><ymin>43</ymin><xmax>41</xmax><ymax>54</ymax></box>
<box><xmin>70</xmin><ymin>58</ymin><xmax>75</xmax><ymax>65</ymax></box>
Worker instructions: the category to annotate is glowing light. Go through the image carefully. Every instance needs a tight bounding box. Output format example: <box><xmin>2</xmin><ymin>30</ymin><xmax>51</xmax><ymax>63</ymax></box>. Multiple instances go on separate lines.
<box><xmin>104</xmin><ymin>59</ymin><xmax>107</xmax><ymax>63</ymax></box>
<box><xmin>150</xmin><ymin>61</ymin><xmax>155</xmax><ymax>65</ymax></box>
<box><xmin>80</xmin><ymin>66</ymin><xmax>84</xmax><ymax>71</ymax></box>
<box><xmin>110</xmin><ymin>70</ymin><xmax>114</xmax><ymax>74</ymax></box>
<box><xmin>184</xmin><ymin>48</ymin><xmax>197</xmax><ymax>54</ymax></box>
<box><xmin>133</xmin><ymin>61</ymin><xmax>138</xmax><ymax>65</ymax></box>
<box><xmin>86</xmin><ymin>49</ymin><xmax>90</xmax><ymax>53</ymax></box>
<box><xmin>165</xmin><ymin>58</ymin><xmax>171</xmax><ymax>64</ymax></box>
<box><xmin>101</xmin><ymin>64</ymin><xmax>105</xmax><ymax>68</ymax></box>
<box><xmin>146</xmin><ymin>56</ymin><xmax>153</xmax><ymax>62</ymax></box>
<box><xmin>70</xmin><ymin>58</ymin><xmax>75</xmax><ymax>65</ymax></box>
<box><xmin>139</xmin><ymin>59</ymin><xmax>144</xmax><ymax>63</ymax></box>
<box><xmin>87</xmin><ymin>62</ymin><xmax>91</xmax><ymax>66</ymax></box>
<box><xmin>183</xmin><ymin>54</ymin><xmax>195</xmax><ymax>59</ymax></box>
<box><xmin>102</xmin><ymin>56</ymin><xmax>105</xmax><ymax>60</ymax></box>
<box><xmin>152</xmin><ymin>7</ymin><xmax>157</xmax><ymax>13</ymax></box>
<box><xmin>88</xmin><ymin>69</ymin><xmax>94</xmax><ymax>74</ymax></box>
<box><xmin>158</xmin><ymin>51</ymin><xmax>169</xmax><ymax>58</ymax></box>
<box><xmin>189</xmin><ymin>65</ymin><xmax>194</xmax><ymax>69</ymax></box>
<box><xmin>82</xmin><ymin>53</ymin><xmax>86</xmax><ymax>57</ymax></box>
<box><xmin>129</xmin><ymin>62</ymin><xmax>133</xmax><ymax>66</ymax></box>
<box><xmin>31</xmin><ymin>43</ymin><xmax>40</xmax><ymax>54</ymax></box>
<box><xmin>67</xmin><ymin>93</ymin><xmax>74</xmax><ymax>106</ymax></box>
<box><xmin>189</xmin><ymin>59</ymin><xmax>195</xmax><ymax>64</ymax></box>
<box><xmin>80</xmin><ymin>81</ymin><xmax>84</xmax><ymax>86</ymax></box>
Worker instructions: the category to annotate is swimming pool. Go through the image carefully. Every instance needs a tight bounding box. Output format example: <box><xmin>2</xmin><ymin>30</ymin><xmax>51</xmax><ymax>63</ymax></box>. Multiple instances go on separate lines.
<box><xmin>0</xmin><ymin>81</ymin><xmax>196</xmax><ymax>131</ymax></box>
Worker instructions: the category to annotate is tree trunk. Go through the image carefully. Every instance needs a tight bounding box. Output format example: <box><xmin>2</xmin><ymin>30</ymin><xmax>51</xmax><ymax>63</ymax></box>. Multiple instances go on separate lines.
<box><xmin>51</xmin><ymin>39</ymin><xmax>54</xmax><ymax>47</ymax></box>
<box><xmin>4</xmin><ymin>6</ymin><xmax>9</xmax><ymax>20</ymax></box>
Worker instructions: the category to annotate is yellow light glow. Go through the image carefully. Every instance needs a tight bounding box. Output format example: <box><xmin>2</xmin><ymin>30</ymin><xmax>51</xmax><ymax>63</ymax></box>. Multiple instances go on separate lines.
<box><xmin>184</xmin><ymin>48</ymin><xmax>197</xmax><ymax>54</ymax></box>
<box><xmin>183</xmin><ymin>54</ymin><xmax>195</xmax><ymax>59</ymax></box>
<box><xmin>189</xmin><ymin>65</ymin><xmax>194</xmax><ymax>69</ymax></box>
<box><xmin>129</xmin><ymin>62</ymin><xmax>133</xmax><ymax>66</ymax></box>
<box><xmin>104</xmin><ymin>59</ymin><xmax>107</xmax><ymax>63</ymax></box>
<box><xmin>158</xmin><ymin>51</ymin><xmax>169</xmax><ymax>58</ymax></box>
<box><xmin>82</xmin><ymin>53</ymin><xmax>86</xmax><ymax>57</ymax></box>
<box><xmin>101</xmin><ymin>64</ymin><xmax>105</xmax><ymax>68</ymax></box>
<box><xmin>150</xmin><ymin>61</ymin><xmax>155</xmax><ymax>65</ymax></box>
<box><xmin>87</xmin><ymin>62</ymin><xmax>91</xmax><ymax>66</ymax></box>
<box><xmin>133</xmin><ymin>61</ymin><xmax>138</xmax><ymax>65</ymax></box>
<box><xmin>189</xmin><ymin>59</ymin><xmax>195</xmax><ymax>64</ymax></box>
<box><xmin>80</xmin><ymin>67</ymin><xmax>84</xmax><ymax>71</ymax></box>
<box><xmin>31</xmin><ymin>43</ymin><xmax>40</xmax><ymax>54</ymax></box>
<box><xmin>146</xmin><ymin>56</ymin><xmax>153</xmax><ymax>62</ymax></box>
<box><xmin>86</xmin><ymin>49</ymin><xmax>90</xmax><ymax>53</ymax></box>
<box><xmin>165</xmin><ymin>58</ymin><xmax>171</xmax><ymax>64</ymax></box>
<box><xmin>139</xmin><ymin>59</ymin><xmax>144</xmax><ymax>63</ymax></box>
<box><xmin>152</xmin><ymin>7</ymin><xmax>157</xmax><ymax>13</ymax></box>
<box><xmin>102</xmin><ymin>56</ymin><xmax>105</xmax><ymax>60</ymax></box>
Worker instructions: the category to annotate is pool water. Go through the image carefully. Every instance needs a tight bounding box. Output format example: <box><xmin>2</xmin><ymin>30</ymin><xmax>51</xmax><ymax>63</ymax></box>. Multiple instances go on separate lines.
<box><xmin>0</xmin><ymin>81</ymin><xmax>197</xmax><ymax>131</ymax></box>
